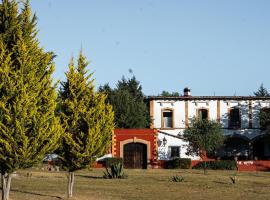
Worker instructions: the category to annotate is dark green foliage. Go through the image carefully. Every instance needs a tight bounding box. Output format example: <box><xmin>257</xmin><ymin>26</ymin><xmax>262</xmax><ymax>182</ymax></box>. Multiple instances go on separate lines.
<box><xmin>171</xmin><ymin>175</ymin><xmax>184</xmax><ymax>182</ymax></box>
<box><xmin>259</xmin><ymin>108</ymin><xmax>270</xmax><ymax>131</ymax></box>
<box><xmin>183</xmin><ymin>118</ymin><xmax>224</xmax><ymax>157</ymax></box>
<box><xmin>192</xmin><ymin>160</ymin><xmax>237</xmax><ymax>170</ymax></box>
<box><xmin>103</xmin><ymin>162</ymin><xmax>127</xmax><ymax>179</ymax></box>
<box><xmin>166</xmin><ymin>158</ymin><xmax>191</xmax><ymax>169</ymax></box>
<box><xmin>99</xmin><ymin>75</ymin><xmax>150</xmax><ymax>128</ymax></box>
<box><xmin>254</xmin><ymin>83</ymin><xmax>270</xmax><ymax>97</ymax></box>
<box><xmin>160</xmin><ymin>91</ymin><xmax>180</xmax><ymax>97</ymax></box>
<box><xmin>104</xmin><ymin>157</ymin><xmax>123</xmax><ymax>168</ymax></box>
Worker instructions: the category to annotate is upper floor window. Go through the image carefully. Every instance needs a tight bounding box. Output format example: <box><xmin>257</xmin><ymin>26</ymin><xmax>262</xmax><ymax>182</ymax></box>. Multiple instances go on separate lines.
<box><xmin>229</xmin><ymin>108</ymin><xmax>241</xmax><ymax>129</ymax></box>
<box><xmin>198</xmin><ymin>109</ymin><xmax>208</xmax><ymax>120</ymax></box>
<box><xmin>162</xmin><ymin>109</ymin><xmax>173</xmax><ymax>128</ymax></box>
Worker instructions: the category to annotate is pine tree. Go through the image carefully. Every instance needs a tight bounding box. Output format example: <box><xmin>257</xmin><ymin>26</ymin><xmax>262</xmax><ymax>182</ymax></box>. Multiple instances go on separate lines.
<box><xmin>99</xmin><ymin>75</ymin><xmax>150</xmax><ymax>128</ymax></box>
<box><xmin>160</xmin><ymin>90</ymin><xmax>180</xmax><ymax>97</ymax></box>
<box><xmin>0</xmin><ymin>1</ymin><xmax>62</xmax><ymax>200</ymax></box>
<box><xmin>58</xmin><ymin>51</ymin><xmax>114</xmax><ymax>198</ymax></box>
<box><xmin>254</xmin><ymin>83</ymin><xmax>270</xmax><ymax>97</ymax></box>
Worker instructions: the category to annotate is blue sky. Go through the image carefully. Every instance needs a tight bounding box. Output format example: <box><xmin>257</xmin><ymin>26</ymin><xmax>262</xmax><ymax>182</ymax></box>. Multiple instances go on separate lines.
<box><xmin>30</xmin><ymin>0</ymin><xmax>270</xmax><ymax>96</ymax></box>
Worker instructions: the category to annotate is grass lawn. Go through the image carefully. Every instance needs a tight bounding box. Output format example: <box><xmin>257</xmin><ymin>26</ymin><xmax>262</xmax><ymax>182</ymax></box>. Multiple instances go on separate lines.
<box><xmin>7</xmin><ymin>168</ymin><xmax>270</xmax><ymax>200</ymax></box>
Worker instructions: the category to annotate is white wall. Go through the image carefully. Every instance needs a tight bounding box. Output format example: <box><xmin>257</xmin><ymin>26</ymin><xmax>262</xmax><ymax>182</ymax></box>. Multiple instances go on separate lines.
<box><xmin>152</xmin><ymin>98</ymin><xmax>270</xmax><ymax>160</ymax></box>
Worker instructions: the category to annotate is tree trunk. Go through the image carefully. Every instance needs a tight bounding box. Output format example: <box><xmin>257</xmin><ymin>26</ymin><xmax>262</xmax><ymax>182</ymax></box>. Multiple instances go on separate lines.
<box><xmin>1</xmin><ymin>173</ymin><xmax>12</xmax><ymax>200</ymax></box>
<box><xmin>67</xmin><ymin>172</ymin><xmax>75</xmax><ymax>198</ymax></box>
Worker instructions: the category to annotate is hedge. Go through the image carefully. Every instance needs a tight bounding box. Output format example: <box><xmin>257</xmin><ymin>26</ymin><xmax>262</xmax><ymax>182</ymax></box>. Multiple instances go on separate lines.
<box><xmin>192</xmin><ymin>160</ymin><xmax>237</xmax><ymax>170</ymax></box>
<box><xmin>166</xmin><ymin>158</ymin><xmax>191</xmax><ymax>169</ymax></box>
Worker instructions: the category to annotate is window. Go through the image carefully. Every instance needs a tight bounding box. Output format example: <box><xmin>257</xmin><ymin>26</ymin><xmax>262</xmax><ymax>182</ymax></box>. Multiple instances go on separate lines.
<box><xmin>170</xmin><ymin>146</ymin><xmax>180</xmax><ymax>158</ymax></box>
<box><xmin>229</xmin><ymin>108</ymin><xmax>241</xmax><ymax>128</ymax></box>
<box><xmin>198</xmin><ymin>109</ymin><xmax>208</xmax><ymax>120</ymax></box>
<box><xmin>162</xmin><ymin>109</ymin><xmax>173</xmax><ymax>128</ymax></box>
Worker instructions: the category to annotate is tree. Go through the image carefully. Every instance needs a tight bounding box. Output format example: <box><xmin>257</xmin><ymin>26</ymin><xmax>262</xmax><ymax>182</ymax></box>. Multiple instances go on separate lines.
<box><xmin>58</xmin><ymin>51</ymin><xmax>114</xmax><ymax>198</ymax></box>
<box><xmin>183</xmin><ymin>118</ymin><xmax>224</xmax><ymax>173</ymax></box>
<box><xmin>160</xmin><ymin>90</ymin><xmax>180</xmax><ymax>97</ymax></box>
<box><xmin>99</xmin><ymin>75</ymin><xmax>150</xmax><ymax>128</ymax></box>
<box><xmin>254</xmin><ymin>83</ymin><xmax>270</xmax><ymax>96</ymax></box>
<box><xmin>0</xmin><ymin>1</ymin><xmax>62</xmax><ymax>199</ymax></box>
<box><xmin>259</xmin><ymin>108</ymin><xmax>270</xmax><ymax>132</ymax></box>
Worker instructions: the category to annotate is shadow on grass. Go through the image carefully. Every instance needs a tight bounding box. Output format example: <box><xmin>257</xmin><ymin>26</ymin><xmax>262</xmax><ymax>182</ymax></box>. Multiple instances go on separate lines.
<box><xmin>213</xmin><ymin>181</ymin><xmax>230</xmax><ymax>185</ymax></box>
<box><xmin>11</xmin><ymin>189</ymin><xmax>63</xmax><ymax>199</ymax></box>
<box><xmin>76</xmin><ymin>174</ymin><xmax>104</xmax><ymax>179</ymax></box>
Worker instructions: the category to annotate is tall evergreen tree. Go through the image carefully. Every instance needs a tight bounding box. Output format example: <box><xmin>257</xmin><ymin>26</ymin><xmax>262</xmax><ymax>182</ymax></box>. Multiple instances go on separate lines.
<box><xmin>0</xmin><ymin>1</ymin><xmax>62</xmax><ymax>200</ymax></box>
<box><xmin>58</xmin><ymin>51</ymin><xmax>114</xmax><ymax>198</ymax></box>
<box><xmin>254</xmin><ymin>83</ymin><xmax>270</xmax><ymax>96</ymax></box>
<box><xmin>99</xmin><ymin>75</ymin><xmax>150</xmax><ymax>128</ymax></box>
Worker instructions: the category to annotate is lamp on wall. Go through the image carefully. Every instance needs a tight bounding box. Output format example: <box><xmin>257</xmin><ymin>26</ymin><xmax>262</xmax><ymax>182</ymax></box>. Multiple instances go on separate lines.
<box><xmin>157</xmin><ymin>139</ymin><xmax>162</xmax><ymax>147</ymax></box>
<box><xmin>162</xmin><ymin>136</ymin><xmax>167</xmax><ymax>146</ymax></box>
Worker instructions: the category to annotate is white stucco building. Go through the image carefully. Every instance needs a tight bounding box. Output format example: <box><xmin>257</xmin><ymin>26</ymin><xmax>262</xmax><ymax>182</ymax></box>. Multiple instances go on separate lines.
<box><xmin>149</xmin><ymin>88</ymin><xmax>270</xmax><ymax>161</ymax></box>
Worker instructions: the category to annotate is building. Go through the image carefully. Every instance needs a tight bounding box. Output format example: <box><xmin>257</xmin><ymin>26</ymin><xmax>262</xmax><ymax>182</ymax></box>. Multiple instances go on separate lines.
<box><xmin>112</xmin><ymin>129</ymin><xmax>157</xmax><ymax>169</ymax></box>
<box><xmin>149</xmin><ymin>88</ymin><xmax>270</xmax><ymax>162</ymax></box>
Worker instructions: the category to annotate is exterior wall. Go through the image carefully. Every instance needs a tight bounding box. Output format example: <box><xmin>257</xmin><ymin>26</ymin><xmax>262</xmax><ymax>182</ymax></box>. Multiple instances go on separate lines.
<box><xmin>150</xmin><ymin>97</ymin><xmax>270</xmax><ymax>160</ymax></box>
<box><xmin>153</xmin><ymin>100</ymin><xmax>185</xmax><ymax>129</ymax></box>
<box><xmin>157</xmin><ymin>129</ymin><xmax>198</xmax><ymax>160</ymax></box>
<box><xmin>113</xmin><ymin>129</ymin><xmax>157</xmax><ymax>167</ymax></box>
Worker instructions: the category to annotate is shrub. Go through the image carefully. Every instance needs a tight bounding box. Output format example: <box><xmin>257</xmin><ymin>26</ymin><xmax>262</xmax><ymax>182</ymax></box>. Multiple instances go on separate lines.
<box><xmin>104</xmin><ymin>157</ymin><xmax>123</xmax><ymax>168</ymax></box>
<box><xmin>229</xmin><ymin>175</ymin><xmax>237</xmax><ymax>184</ymax></box>
<box><xmin>103</xmin><ymin>162</ymin><xmax>127</xmax><ymax>179</ymax></box>
<box><xmin>171</xmin><ymin>175</ymin><xmax>184</xmax><ymax>182</ymax></box>
<box><xmin>166</xmin><ymin>158</ymin><xmax>191</xmax><ymax>169</ymax></box>
<box><xmin>192</xmin><ymin>160</ymin><xmax>237</xmax><ymax>170</ymax></box>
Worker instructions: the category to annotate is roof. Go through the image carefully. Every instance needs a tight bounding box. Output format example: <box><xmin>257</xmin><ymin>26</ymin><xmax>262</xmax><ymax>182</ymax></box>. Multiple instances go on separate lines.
<box><xmin>147</xmin><ymin>96</ymin><xmax>270</xmax><ymax>101</ymax></box>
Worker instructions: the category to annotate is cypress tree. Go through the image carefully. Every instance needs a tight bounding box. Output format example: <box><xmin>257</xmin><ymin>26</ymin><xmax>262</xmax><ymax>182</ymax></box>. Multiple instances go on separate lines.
<box><xmin>58</xmin><ymin>51</ymin><xmax>114</xmax><ymax>198</ymax></box>
<box><xmin>0</xmin><ymin>1</ymin><xmax>62</xmax><ymax>200</ymax></box>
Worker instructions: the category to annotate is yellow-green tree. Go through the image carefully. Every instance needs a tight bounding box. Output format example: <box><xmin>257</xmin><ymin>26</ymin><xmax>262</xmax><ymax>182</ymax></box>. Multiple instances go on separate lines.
<box><xmin>58</xmin><ymin>51</ymin><xmax>114</xmax><ymax>198</ymax></box>
<box><xmin>0</xmin><ymin>1</ymin><xmax>62</xmax><ymax>200</ymax></box>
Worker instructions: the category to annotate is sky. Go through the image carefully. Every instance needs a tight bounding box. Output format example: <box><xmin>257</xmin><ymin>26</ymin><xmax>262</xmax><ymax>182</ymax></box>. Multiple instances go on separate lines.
<box><xmin>30</xmin><ymin>0</ymin><xmax>270</xmax><ymax>96</ymax></box>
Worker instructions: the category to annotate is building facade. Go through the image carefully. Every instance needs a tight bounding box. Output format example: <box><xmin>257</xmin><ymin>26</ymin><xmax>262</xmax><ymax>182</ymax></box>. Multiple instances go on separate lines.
<box><xmin>112</xmin><ymin>129</ymin><xmax>158</xmax><ymax>168</ymax></box>
<box><xmin>149</xmin><ymin>88</ymin><xmax>270</xmax><ymax>161</ymax></box>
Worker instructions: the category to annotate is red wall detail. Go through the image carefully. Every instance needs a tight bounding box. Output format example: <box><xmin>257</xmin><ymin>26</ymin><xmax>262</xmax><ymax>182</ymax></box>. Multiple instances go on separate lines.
<box><xmin>113</xmin><ymin>129</ymin><xmax>158</xmax><ymax>167</ymax></box>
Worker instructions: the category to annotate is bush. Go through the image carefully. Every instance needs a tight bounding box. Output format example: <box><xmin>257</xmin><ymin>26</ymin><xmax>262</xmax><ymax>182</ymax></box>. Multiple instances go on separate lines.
<box><xmin>229</xmin><ymin>175</ymin><xmax>237</xmax><ymax>184</ymax></box>
<box><xmin>192</xmin><ymin>160</ymin><xmax>237</xmax><ymax>170</ymax></box>
<box><xmin>103</xmin><ymin>162</ymin><xmax>127</xmax><ymax>179</ymax></box>
<box><xmin>104</xmin><ymin>157</ymin><xmax>123</xmax><ymax>168</ymax></box>
<box><xmin>166</xmin><ymin>158</ymin><xmax>191</xmax><ymax>169</ymax></box>
<box><xmin>171</xmin><ymin>175</ymin><xmax>184</xmax><ymax>182</ymax></box>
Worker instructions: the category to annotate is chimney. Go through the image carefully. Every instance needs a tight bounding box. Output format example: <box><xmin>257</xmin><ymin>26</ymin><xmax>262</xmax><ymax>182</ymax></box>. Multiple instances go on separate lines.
<box><xmin>184</xmin><ymin>87</ymin><xmax>191</xmax><ymax>96</ymax></box>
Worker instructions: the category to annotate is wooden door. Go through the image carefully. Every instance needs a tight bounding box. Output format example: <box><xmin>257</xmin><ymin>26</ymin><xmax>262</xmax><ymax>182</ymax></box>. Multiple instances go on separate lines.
<box><xmin>123</xmin><ymin>143</ymin><xmax>147</xmax><ymax>169</ymax></box>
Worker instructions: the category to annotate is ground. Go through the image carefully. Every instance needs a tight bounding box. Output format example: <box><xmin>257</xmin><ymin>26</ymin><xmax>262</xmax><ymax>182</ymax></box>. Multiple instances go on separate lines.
<box><xmin>6</xmin><ymin>168</ymin><xmax>270</xmax><ymax>200</ymax></box>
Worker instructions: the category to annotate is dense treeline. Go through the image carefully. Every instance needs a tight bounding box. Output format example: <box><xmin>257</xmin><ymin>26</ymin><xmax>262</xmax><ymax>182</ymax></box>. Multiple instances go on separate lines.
<box><xmin>99</xmin><ymin>75</ymin><xmax>151</xmax><ymax>128</ymax></box>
